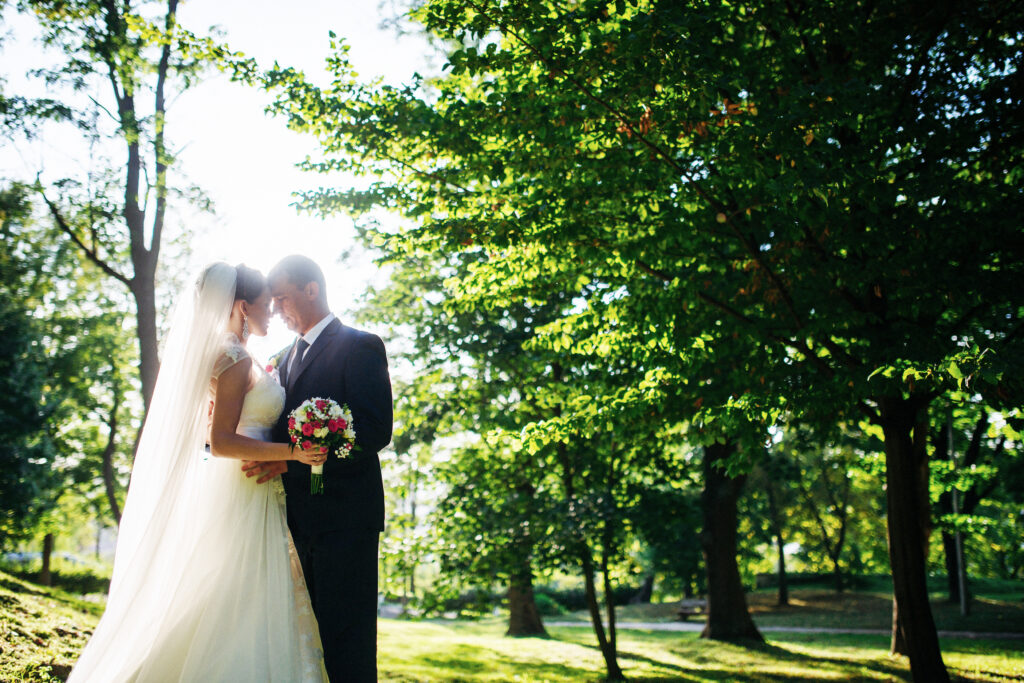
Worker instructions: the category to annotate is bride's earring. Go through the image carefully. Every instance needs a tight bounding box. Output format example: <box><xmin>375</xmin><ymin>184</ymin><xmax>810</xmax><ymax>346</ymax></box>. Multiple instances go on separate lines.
<box><xmin>241</xmin><ymin>314</ymin><xmax>250</xmax><ymax>340</ymax></box>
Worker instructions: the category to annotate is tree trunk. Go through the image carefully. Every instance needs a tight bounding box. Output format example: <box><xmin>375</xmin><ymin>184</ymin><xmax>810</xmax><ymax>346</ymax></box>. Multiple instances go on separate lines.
<box><xmin>407</xmin><ymin>463</ymin><xmax>417</xmax><ymax>599</ymax></box>
<box><xmin>630</xmin><ymin>574</ymin><xmax>654</xmax><ymax>604</ymax></box>
<box><xmin>103</xmin><ymin>387</ymin><xmax>122</xmax><ymax>523</ymax></box>
<box><xmin>581</xmin><ymin>551</ymin><xmax>625</xmax><ymax>681</ymax></box>
<box><xmin>553</xmin><ymin>430</ymin><xmax>624</xmax><ymax>681</ymax></box>
<box><xmin>39</xmin><ymin>532</ymin><xmax>54</xmax><ymax>587</ymax></box>
<box><xmin>941</xmin><ymin>531</ymin><xmax>961</xmax><ymax>603</ymax></box>
<box><xmin>766</xmin><ymin>483</ymin><xmax>789</xmax><ymax>606</ymax></box>
<box><xmin>879</xmin><ymin>396</ymin><xmax>949</xmax><ymax>682</ymax></box>
<box><xmin>700</xmin><ymin>441</ymin><xmax>763</xmax><ymax>642</ymax></box>
<box><xmin>601</xmin><ymin>519</ymin><xmax>618</xmax><ymax>662</ymax></box>
<box><xmin>935</xmin><ymin>412</ymin><xmax>992</xmax><ymax>608</ymax></box>
<box><xmin>507</xmin><ymin>567</ymin><xmax>546</xmax><ymax>636</ymax></box>
<box><xmin>775</xmin><ymin>530</ymin><xmax>789</xmax><ymax>607</ymax></box>
<box><xmin>130</xmin><ymin>273</ymin><xmax>159</xmax><ymax>412</ymax></box>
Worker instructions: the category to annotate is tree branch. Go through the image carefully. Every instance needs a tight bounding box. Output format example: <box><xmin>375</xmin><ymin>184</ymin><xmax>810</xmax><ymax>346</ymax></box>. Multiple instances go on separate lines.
<box><xmin>633</xmin><ymin>257</ymin><xmax>835</xmax><ymax>377</ymax></box>
<box><xmin>150</xmin><ymin>0</ymin><xmax>179</xmax><ymax>265</ymax></box>
<box><xmin>796</xmin><ymin>468</ymin><xmax>837</xmax><ymax>559</ymax></box>
<box><xmin>964</xmin><ymin>412</ymin><xmax>989</xmax><ymax>468</ymax></box>
<box><xmin>39</xmin><ymin>186</ymin><xmax>131</xmax><ymax>286</ymax></box>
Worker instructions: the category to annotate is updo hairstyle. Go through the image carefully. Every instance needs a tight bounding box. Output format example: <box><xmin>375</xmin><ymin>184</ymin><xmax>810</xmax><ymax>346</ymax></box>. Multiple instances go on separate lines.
<box><xmin>234</xmin><ymin>264</ymin><xmax>267</xmax><ymax>303</ymax></box>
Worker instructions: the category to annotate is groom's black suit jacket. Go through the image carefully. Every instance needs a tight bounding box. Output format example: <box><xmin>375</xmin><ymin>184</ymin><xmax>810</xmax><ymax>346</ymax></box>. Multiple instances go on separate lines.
<box><xmin>273</xmin><ymin>318</ymin><xmax>392</xmax><ymax>533</ymax></box>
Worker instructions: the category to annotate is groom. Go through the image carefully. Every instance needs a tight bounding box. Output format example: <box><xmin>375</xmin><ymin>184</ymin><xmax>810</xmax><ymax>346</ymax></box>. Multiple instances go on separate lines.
<box><xmin>245</xmin><ymin>255</ymin><xmax>392</xmax><ymax>681</ymax></box>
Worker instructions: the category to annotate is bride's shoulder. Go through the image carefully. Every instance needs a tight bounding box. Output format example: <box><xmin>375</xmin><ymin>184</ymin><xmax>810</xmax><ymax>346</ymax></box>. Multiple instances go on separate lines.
<box><xmin>221</xmin><ymin>332</ymin><xmax>249</xmax><ymax>359</ymax></box>
<box><xmin>213</xmin><ymin>333</ymin><xmax>251</xmax><ymax>378</ymax></box>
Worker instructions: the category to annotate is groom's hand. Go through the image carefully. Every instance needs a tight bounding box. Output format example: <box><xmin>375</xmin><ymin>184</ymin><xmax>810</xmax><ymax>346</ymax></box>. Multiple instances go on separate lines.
<box><xmin>242</xmin><ymin>460</ymin><xmax>288</xmax><ymax>484</ymax></box>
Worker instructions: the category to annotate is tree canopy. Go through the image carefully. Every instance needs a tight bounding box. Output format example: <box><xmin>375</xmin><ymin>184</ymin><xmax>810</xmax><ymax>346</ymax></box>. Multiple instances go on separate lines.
<box><xmin>263</xmin><ymin>1</ymin><xmax>1024</xmax><ymax>679</ymax></box>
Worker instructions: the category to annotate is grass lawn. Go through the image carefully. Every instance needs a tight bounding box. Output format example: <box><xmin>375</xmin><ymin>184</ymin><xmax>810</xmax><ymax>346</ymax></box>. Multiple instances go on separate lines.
<box><xmin>379</xmin><ymin>618</ymin><xmax>1024</xmax><ymax>682</ymax></box>
<box><xmin>2</xmin><ymin>567</ymin><xmax>1022</xmax><ymax>682</ymax></box>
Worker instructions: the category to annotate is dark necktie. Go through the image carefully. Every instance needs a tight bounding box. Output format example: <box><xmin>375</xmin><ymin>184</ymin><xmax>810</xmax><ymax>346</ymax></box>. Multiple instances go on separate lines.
<box><xmin>294</xmin><ymin>338</ymin><xmax>310</xmax><ymax>368</ymax></box>
<box><xmin>287</xmin><ymin>338</ymin><xmax>310</xmax><ymax>391</ymax></box>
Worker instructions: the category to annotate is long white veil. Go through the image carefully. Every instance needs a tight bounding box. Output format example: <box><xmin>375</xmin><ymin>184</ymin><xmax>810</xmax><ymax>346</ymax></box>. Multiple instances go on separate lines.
<box><xmin>69</xmin><ymin>262</ymin><xmax>238</xmax><ymax>678</ymax></box>
<box><xmin>111</xmin><ymin>262</ymin><xmax>236</xmax><ymax>585</ymax></box>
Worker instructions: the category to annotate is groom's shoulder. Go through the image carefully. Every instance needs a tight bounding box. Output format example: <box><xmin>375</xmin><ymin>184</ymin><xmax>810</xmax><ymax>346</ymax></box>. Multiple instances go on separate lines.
<box><xmin>339</xmin><ymin>323</ymin><xmax>387</xmax><ymax>353</ymax></box>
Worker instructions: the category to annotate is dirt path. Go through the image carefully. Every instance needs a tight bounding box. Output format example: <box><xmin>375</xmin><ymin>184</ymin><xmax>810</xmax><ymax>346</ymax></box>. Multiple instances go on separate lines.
<box><xmin>545</xmin><ymin>620</ymin><xmax>1024</xmax><ymax>640</ymax></box>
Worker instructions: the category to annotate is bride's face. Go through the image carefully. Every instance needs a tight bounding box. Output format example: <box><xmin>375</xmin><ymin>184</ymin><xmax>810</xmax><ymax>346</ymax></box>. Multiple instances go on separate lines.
<box><xmin>245</xmin><ymin>288</ymin><xmax>272</xmax><ymax>337</ymax></box>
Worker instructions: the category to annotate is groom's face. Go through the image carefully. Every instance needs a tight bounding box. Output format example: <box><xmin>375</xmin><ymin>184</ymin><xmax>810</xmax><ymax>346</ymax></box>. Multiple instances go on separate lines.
<box><xmin>269</xmin><ymin>276</ymin><xmax>309</xmax><ymax>334</ymax></box>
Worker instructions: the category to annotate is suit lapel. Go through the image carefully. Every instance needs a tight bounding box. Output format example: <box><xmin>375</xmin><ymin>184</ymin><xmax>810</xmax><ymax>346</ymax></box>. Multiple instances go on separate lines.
<box><xmin>287</xmin><ymin>318</ymin><xmax>342</xmax><ymax>393</ymax></box>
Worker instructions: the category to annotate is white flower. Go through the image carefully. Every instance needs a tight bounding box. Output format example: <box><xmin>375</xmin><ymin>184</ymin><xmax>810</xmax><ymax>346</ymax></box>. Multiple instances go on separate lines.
<box><xmin>344</xmin><ymin>428</ymin><xmax>356</xmax><ymax>441</ymax></box>
<box><xmin>314</xmin><ymin>427</ymin><xmax>328</xmax><ymax>439</ymax></box>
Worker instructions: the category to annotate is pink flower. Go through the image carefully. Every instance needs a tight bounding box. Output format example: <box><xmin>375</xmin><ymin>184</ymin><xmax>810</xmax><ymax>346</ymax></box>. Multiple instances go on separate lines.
<box><xmin>302</xmin><ymin>422</ymin><xmax>314</xmax><ymax>436</ymax></box>
<box><xmin>290</xmin><ymin>434</ymin><xmax>297</xmax><ymax>443</ymax></box>
<box><xmin>306</xmin><ymin>410</ymin><xmax>314</xmax><ymax>420</ymax></box>
<box><xmin>265</xmin><ymin>365</ymin><xmax>274</xmax><ymax>373</ymax></box>
<box><xmin>312</xmin><ymin>421</ymin><xmax>322</xmax><ymax>431</ymax></box>
<box><xmin>302</xmin><ymin>440</ymin><xmax>312</xmax><ymax>450</ymax></box>
<box><xmin>328</xmin><ymin>419</ymin><xmax>339</xmax><ymax>432</ymax></box>
<box><xmin>316</xmin><ymin>399</ymin><xmax>327</xmax><ymax>411</ymax></box>
<box><xmin>338</xmin><ymin>419</ymin><xmax>347</xmax><ymax>430</ymax></box>
<box><xmin>288</xmin><ymin>417</ymin><xmax>296</xmax><ymax>429</ymax></box>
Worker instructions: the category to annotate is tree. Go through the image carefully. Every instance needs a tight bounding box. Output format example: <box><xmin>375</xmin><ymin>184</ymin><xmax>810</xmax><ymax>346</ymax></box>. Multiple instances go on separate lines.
<box><xmin>264</xmin><ymin>2</ymin><xmax>1024</xmax><ymax>680</ymax></box>
<box><xmin>629</xmin><ymin>452</ymin><xmax>703</xmax><ymax>600</ymax></box>
<box><xmin>13</xmin><ymin>0</ymin><xmax>211</xmax><ymax>412</ymax></box>
<box><xmin>0</xmin><ymin>184</ymin><xmax>60</xmax><ymax>547</ymax></box>
<box><xmin>0</xmin><ymin>181</ymin><xmax>136</xmax><ymax>577</ymax></box>
<box><xmin>933</xmin><ymin>403</ymin><xmax>1024</xmax><ymax>602</ymax></box>
<box><xmin>746</xmin><ymin>444</ymin><xmax>799</xmax><ymax>606</ymax></box>
<box><xmin>356</xmin><ymin>253</ymin><xmax>561</xmax><ymax>635</ymax></box>
<box><xmin>355</xmin><ymin>249</ymin><xmax>668</xmax><ymax>674</ymax></box>
<box><xmin>0</xmin><ymin>296</ymin><xmax>59</xmax><ymax>545</ymax></box>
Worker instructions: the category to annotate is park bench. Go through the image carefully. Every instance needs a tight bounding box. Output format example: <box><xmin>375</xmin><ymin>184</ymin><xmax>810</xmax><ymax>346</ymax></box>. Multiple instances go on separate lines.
<box><xmin>676</xmin><ymin>598</ymin><xmax>707</xmax><ymax>621</ymax></box>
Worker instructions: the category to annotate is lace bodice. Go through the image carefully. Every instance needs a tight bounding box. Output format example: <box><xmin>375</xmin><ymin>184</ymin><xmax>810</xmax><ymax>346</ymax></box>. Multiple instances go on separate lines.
<box><xmin>239</xmin><ymin>368</ymin><xmax>286</xmax><ymax>430</ymax></box>
<box><xmin>213</xmin><ymin>334</ymin><xmax>285</xmax><ymax>431</ymax></box>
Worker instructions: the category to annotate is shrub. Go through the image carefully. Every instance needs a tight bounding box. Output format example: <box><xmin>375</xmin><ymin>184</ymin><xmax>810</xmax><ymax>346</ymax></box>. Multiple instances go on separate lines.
<box><xmin>532</xmin><ymin>592</ymin><xmax>566</xmax><ymax>616</ymax></box>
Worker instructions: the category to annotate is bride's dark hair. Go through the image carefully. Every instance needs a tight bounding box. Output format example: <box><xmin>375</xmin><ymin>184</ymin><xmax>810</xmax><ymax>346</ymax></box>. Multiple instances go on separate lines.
<box><xmin>234</xmin><ymin>264</ymin><xmax>266</xmax><ymax>303</ymax></box>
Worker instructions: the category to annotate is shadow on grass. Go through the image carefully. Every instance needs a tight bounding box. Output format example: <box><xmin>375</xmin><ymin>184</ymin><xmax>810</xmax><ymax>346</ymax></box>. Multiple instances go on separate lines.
<box><xmin>0</xmin><ymin>575</ymin><xmax>48</xmax><ymax>597</ymax></box>
<box><xmin>549</xmin><ymin>632</ymin><xmax>907</xmax><ymax>682</ymax></box>
<box><xmin>738</xmin><ymin>636</ymin><xmax>915</xmax><ymax>680</ymax></box>
<box><xmin>416</xmin><ymin>642</ymin><xmax>597</xmax><ymax>680</ymax></box>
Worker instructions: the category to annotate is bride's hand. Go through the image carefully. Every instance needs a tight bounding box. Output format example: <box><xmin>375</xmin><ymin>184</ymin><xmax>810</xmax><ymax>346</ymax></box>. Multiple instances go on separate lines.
<box><xmin>293</xmin><ymin>443</ymin><xmax>329</xmax><ymax>467</ymax></box>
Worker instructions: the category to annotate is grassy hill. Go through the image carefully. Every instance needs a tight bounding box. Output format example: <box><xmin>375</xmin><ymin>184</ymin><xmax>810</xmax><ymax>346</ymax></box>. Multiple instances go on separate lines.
<box><xmin>0</xmin><ymin>570</ymin><xmax>100</xmax><ymax>682</ymax></box>
<box><xmin>1</xmin><ymin>567</ymin><xmax>1021</xmax><ymax>682</ymax></box>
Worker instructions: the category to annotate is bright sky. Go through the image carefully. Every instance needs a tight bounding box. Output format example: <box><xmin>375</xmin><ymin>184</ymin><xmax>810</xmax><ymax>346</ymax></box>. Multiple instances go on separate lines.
<box><xmin>1</xmin><ymin>0</ymin><xmax>434</xmax><ymax>361</ymax></box>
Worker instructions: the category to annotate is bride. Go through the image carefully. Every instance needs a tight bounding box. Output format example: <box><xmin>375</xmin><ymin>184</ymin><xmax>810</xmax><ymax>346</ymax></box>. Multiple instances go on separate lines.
<box><xmin>69</xmin><ymin>262</ymin><xmax>328</xmax><ymax>681</ymax></box>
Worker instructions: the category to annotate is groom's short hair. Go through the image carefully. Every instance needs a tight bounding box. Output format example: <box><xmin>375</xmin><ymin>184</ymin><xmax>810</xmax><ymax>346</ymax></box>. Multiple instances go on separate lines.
<box><xmin>269</xmin><ymin>255</ymin><xmax>327</xmax><ymax>294</ymax></box>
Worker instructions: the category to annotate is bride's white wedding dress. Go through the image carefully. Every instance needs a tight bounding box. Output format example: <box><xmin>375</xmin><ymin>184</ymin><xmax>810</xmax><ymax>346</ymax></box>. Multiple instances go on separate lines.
<box><xmin>69</xmin><ymin>335</ymin><xmax>326</xmax><ymax>682</ymax></box>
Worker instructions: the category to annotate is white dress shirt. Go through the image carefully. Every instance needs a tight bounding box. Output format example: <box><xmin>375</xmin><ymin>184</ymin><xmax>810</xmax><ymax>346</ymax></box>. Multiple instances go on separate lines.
<box><xmin>288</xmin><ymin>313</ymin><xmax>336</xmax><ymax>373</ymax></box>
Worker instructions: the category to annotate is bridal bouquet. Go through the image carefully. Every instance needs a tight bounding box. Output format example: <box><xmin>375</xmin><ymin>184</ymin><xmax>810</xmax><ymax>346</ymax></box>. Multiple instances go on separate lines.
<box><xmin>287</xmin><ymin>397</ymin><xmax>356</xmax><ymax>494</ymax></box>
